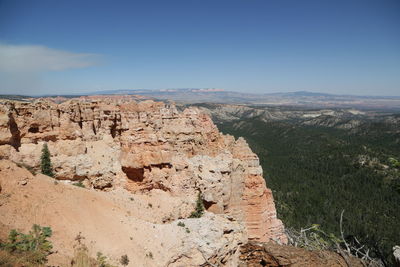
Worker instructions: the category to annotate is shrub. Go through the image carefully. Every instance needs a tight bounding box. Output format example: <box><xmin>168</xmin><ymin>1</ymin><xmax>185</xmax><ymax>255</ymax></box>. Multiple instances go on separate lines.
<box><xmin>96</xmin><ymin>252</ymin><xmax>117</xmax><ymax>267</ymax></box>
<box><xmin>70</xmin><ymin>240</ymin><xmax>117</xmax><ymax>267</ymax></box>
<box><xmin>73</xmin><ymin>181</ymin><xmax>85</xmax><ymax>188</ymax></box>
<box><xmin>71</xmin><ymin>244</ymin><xmax>94</xmax><ymax>267</ymax></box>
<box><xmin>389</xmin><ymin>157</ymin><xmax>400</xmax><ymax>168</ymax></box>
<box><xmin>189</xmin><ymin>192</ymin><xmax>204</xmax><ymax>218</ymax></box>
<box><xmin>41</xmin><ymin>143</ymin><xmax>54</xmax><ymax>177</ymax></box>
<box><xmin>0</xmin><ymin>224</ymin><xmax>53</xmax><ymax>264</ymax></box>
<box><xmin>120</xmin><ymin>254</ymin><xmax>129</xmax><ymax>266</ymax></box>
<box><xmin>177</xmin><ymin>222</ymin><xmax>185</xmax><ymax>227</ymax></box>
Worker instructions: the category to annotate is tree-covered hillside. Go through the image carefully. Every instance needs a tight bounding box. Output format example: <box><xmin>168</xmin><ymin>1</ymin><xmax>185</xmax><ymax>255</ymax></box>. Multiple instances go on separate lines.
<box><xmin>217</xmin><ymin>117</ymin><xmax>400</xmax><ymax>266</ymax></box>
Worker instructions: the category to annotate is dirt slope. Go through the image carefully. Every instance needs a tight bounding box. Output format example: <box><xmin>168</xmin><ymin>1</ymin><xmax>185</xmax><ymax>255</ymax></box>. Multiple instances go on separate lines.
<box><xmin>0</xmin><ymin>160</ymin><xmax>244</xmax><ymax>266</ymax></box>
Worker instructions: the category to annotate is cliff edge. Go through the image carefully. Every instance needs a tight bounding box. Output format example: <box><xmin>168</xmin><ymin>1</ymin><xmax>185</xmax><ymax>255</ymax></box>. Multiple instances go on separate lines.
<box><xmin>0</xmin><ymin>98</ymin><xmax>286</xmax><ymax>266</ymax></box>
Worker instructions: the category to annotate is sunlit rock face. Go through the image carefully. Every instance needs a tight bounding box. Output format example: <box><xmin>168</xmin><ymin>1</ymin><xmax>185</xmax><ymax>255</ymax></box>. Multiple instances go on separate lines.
<box><xmin>0</xmin><ymin>98</ymin><xmax>286</xmax><ymax>243</ymax></box>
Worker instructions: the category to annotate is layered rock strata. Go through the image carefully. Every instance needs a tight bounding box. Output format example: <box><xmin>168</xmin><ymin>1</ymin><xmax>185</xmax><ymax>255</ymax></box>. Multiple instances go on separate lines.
<box><xmin>0</xmin><ymin>98</ymin><xmax>286</xmax><ymax>244</ymax></box>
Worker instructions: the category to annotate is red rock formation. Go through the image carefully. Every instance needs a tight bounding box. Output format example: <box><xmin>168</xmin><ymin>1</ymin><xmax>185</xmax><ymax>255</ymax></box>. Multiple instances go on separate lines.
<box><xmin>231</xmin><ymin>138</ymin><xmax>287</xmax><ymax>243</ymax></box>
<box><xmin>239</xmin><ymin>242</ymin><xmax>366</xmax><ymax>267</ymax></box>
<box><xmin>0</xmin><ymin>97</ymin><xmax>286</xmax><ymax>244</ymax></box>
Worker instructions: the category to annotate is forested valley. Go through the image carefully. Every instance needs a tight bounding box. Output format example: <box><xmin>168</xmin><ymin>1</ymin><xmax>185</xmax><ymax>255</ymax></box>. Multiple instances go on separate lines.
<box><xmin>216</xmin><ymin>112</ymin><xmax>400</xmax><ymax>266</ymax></box>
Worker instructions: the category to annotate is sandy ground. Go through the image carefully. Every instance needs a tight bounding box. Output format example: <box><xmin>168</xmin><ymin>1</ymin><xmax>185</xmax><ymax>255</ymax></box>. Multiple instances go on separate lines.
<box><xmin>0</xmin><ymin>160</ymin><xmax>244</xmax><ymax>266</ymax></box>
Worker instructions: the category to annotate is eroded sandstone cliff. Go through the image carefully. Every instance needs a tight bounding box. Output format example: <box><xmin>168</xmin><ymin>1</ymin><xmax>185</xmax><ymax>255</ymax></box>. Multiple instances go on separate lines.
<box><xmin>0</xmin><ymin>98</ymin><xmax>286</xmax><ymax>265</ymax></box>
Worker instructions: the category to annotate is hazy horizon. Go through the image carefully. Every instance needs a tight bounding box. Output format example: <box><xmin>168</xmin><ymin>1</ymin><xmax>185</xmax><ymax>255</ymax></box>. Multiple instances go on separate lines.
<box><xmin>1</xmin><ymin>0</ymin><xmax>399</xmax><ymax>96</ymax></box>
<box><xmin>4</xmin><ymin>88</ymin><xmax>400</xmax><ymax>99</ymax></box>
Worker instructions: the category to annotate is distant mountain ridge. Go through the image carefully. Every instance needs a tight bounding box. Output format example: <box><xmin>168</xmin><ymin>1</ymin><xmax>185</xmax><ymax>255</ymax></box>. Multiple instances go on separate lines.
<box><xmin>2</xmin><ymin>89</ymin><xmax>400</xmax><ymax>110</ymax></box>
<box><xmin>89</xmin><ymin>88</ymin><xmax>400</xmax><ymax>98</ymax></box>
<box><xmin>266</xmin><ymin>90</ymin><xmax>334</xmax><ymax>97</ymax></box>
<box><xmin>90</xmin><ymin>88</ymin><xmax>226</xmax><ymax>95</ymax></box>
<box><xmin>86</xmin><ymin>88</ymin><xmax>400</xmax><ymax>110</ymax></box>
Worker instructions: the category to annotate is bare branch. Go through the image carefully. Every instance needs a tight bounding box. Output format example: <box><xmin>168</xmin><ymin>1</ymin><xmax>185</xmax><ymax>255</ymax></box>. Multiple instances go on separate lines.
<box><xmin>285</xmin><ymin>210</ymin><xmax>384</xmax><ymax>267</ymax></box>
<box><xmin>340</xmin><ymin>210</ymin><xmax>351</xmax><ymax>254</ymax></box>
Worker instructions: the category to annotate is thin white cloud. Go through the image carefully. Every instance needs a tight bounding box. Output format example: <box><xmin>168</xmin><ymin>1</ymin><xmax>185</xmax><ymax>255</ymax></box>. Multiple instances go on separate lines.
<box><xmin>0</xmin><ymin>43</ymin><xmax>99</xmax><ymax>72</ymax></box>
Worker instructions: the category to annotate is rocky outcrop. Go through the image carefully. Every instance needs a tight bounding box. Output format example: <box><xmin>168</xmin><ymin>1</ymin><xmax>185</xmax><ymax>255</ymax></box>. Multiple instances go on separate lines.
<box><xmin>239</xmin><ymin>242</ymin><xmax>366</xmax><ymax>267</ymax></box>
<box><xmin>0</xmin><ymin>98</ymin><xmax>286</xmax><ymax>245</ymax></box>
<box><xmin>394</xmin><ymin>246</ymin><xmax>400</xmax><ymax>267</ymax></box>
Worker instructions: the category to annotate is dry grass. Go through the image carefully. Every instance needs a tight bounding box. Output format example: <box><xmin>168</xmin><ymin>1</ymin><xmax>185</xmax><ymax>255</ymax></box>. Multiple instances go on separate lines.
<box><xmin>69</xmin><ymin>245</ymin><xmax>97</xmax><ymax>267</ymax></box>
<box><xmin>0</xmin><ymin>250</ymin><xmax>43</xmax><ymax>267</ymax></box>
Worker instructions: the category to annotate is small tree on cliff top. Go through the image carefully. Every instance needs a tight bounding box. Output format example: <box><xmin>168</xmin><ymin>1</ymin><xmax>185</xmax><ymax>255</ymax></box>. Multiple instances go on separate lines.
<box><xmin>41</xmin><ymin>143</ymin><xmax>54</xmax><ymax>177</ymax></box>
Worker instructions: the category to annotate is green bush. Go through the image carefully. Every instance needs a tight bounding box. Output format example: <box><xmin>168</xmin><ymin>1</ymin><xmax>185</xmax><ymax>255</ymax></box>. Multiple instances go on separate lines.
<box><xmin>0</xmin><ymin>224</ymin><xmax>53</xmax><ymax>264</ymax></box>
<box><xmin>189</xmin><ymin>192</ymin><xmax>205</xmax><ymax>218</ymax></box>
<box><xmin>73</xmin><ymin>181</ymin><xmax>85</xmax><ymax>188</ymax></box>
<box><xmin>388</xmin><ymin>157</ymin><xmax>400</xmax><ymax>168</ymax></box>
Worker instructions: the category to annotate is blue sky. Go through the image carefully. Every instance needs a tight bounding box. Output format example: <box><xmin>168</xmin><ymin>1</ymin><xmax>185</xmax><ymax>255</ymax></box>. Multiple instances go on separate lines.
<box><xmin>0</xmin><ymin>0</ymin><xmax>399</xmax><ymax>96</ymax></box>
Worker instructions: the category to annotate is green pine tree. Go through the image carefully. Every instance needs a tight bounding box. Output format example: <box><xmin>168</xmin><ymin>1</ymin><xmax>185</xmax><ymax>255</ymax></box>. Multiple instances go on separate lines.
<box><xmin>189</xmin><ymin>192</ymin><xmax>205</xmax><ymax>218</ymax></box>
<box><xmin>41</xmin><ymin>143</ymin><xmax>54</xmax><ymax>177</ymax></box>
